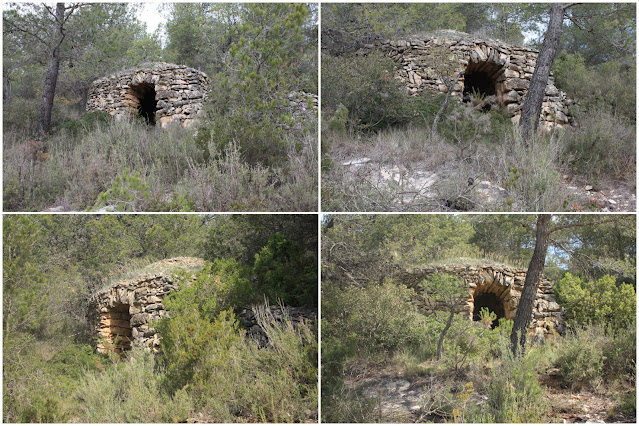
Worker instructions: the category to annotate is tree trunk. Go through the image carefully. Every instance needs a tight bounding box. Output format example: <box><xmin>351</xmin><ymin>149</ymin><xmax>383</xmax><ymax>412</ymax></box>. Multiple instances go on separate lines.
<box><xmin>519</xmin><ymin>3</ymin><xmax>566</xmax><ymax>143</ymax></box>
<box><xmin>510</xmin><ymin>214</ymin><xmax>552</xmax><ymax>355</ymax></box>
<box><xmin>431</xmin><ymin>76</ymin><xmax>459</xmax><ymax>138</ymax></box>
<box><xmin>3</xmin><ymin>69</ymin><xmax>11</xmax><ymax>105</ymax></box>
<box><xmin>36</xmin><ymin>3</ymin><xmax>65</xmax><ymax>139</ymax></box>
<box><xmin>437</xmin><ymin>310</ymin><xmax>455</xmax><ymax>360</ymax></box>
<box><xmin>77</xmin><ymin>85</ymin><xmax>89</xmax><ymax>114</ymax></box>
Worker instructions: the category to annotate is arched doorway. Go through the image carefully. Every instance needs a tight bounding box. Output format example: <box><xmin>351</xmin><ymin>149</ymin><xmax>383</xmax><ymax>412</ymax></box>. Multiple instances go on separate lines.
<box><xmin>100</xmin><ymin>303</ymin><xmax>132</xmax><ymax>354</ymax></box>
<box><xmin>128</xmin><ymin>83</ymin><xmax>157</xmax><ymax>125</ymax></box>
<box><xmin>462</xmin><ymin>60</ymin><xmax>504</xmax><ymax>111</ymax></box>
<box><xmin>472</xmin><ymin>285</ymin><xmax>510</xmax><ymax>329</ymax></box>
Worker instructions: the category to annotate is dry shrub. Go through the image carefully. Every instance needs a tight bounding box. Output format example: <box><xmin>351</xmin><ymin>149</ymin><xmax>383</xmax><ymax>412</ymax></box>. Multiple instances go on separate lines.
<box><xmin>4</xmin><ymin>117</ymin><xmax>317</xmax><ymax>211</ymax></box>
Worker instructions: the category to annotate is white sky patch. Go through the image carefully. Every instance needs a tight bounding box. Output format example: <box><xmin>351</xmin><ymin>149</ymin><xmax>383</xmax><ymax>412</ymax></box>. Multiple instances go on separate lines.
<box><xmin>136</xmin><ymin>2</ymin><xmax>166</xmax><ymax>35</ymax></box>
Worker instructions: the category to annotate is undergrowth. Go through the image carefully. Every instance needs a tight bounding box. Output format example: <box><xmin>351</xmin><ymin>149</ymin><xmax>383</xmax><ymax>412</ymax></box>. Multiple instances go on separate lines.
<box><xmin>4</xmin><ymin>117</ymin><xmax>317</xmax><ymax>212</ymax></box>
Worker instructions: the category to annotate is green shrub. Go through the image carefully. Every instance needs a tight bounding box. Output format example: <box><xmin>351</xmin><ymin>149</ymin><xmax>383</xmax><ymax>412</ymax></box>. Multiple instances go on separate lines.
<box><xmin>322</xmin><ymin>52</ymin><xmax>415</xmax><ymax>131</ymax></box>
<box><xmin>3</xmin><ymin>97</ymin><xmax>40</xmax><ymax>140</ymax></box>
<box><xmin>52</xmin><ymin>110</ymin><xmax>113</xmax><ymax>138</ymax></box>
<box><xmin>75</xmin><ymin>348</ymin><xmax>192</xmax><ymax>422</ymax></box>
<box><xmin>554</xmin><ymin>326</ymin><xmax>606</xmax><ymax>390</ymax></box>
<box><xmin>602</xmin><ymin>320</ymin><xmax>636</xmax><ymax>381</ymax></box>
<box><xmin>500</xmin><ymin>129</ymin><xmax>566</xmax><ymax>212</ymax></box>
<box><xmin>246</xmin><ymin>309</ymin><xmax>318</xmax><ymax>422</ymax></box>
<box><xmin>326</xmin><ymin>103</ymin><xmax>349</xmax><ymax>134</ymax></box>
<box><xmin>562</xmin><ymin>110</ymin><xmax>635</xmax><ymax>181</ymax></box>
<box><xmin>253</xmin><ymin>232</ymin><xmax>318</xmax><ymax>306</ymax></box>
<box><xmin>486</xmin><ymin>347</ymin><xmax>547</xmax><ymax>422</ymax></box>
<box><xmin>322</xmin><ymin>280</ymin><xmax>424</xmax><ymax>355</ymax></box>
<box><xmin>555</xmin><ymin>273</ymin><xmax>636</xmax><ymax>330</ymax></box>
<box><xmin>165</xmin><ymin>260</ymin><xmax>254</xmax><ymax>321</ymax></box>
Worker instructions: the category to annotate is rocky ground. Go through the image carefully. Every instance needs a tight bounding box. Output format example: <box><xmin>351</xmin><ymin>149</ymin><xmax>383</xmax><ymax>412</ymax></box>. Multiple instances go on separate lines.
<box><xmin>328</xmin><ymin>156</ymin><xmax>635</xmax><ymax>212</ymax></box>
<box><xmin>343</xmin><ymin>364</ymin><xmax>636</xmax><ymax>423</ymax></box>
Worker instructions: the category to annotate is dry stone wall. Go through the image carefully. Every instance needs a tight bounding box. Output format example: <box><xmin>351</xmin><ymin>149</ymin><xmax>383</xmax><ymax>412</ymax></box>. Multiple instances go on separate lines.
<box><xmin>88</xmin><ymin>257</ymin><xmax>205</xmax><ymax>354</ymax></box>
<box><xmin>373</xmin><ymin>32</ymin><xmax>573</xmax><ymax>131</ymax></box>
<box><xmin>86</xmin><ymin>62</ymin><xmax>210</xmax><ymax>128</ymax></box>
<box><xmin>397</xmin><ymin>263</ymin><xmax>565</xmax><ymax>338</ymax></box>
<box><xmin>89</xmin><ymin>257</ymin><xmax>317</xmax><ymax>355</ymax></box>
<box><xmin>238</xmin><ymin>304</ymin><xmax>318</xmax><ymax>348</ymax></box>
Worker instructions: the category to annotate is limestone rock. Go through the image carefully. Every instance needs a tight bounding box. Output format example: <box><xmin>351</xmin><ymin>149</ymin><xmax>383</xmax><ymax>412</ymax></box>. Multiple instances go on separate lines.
<box><xmin>375</xmin><ymin>35</ymin><xmax>574</xmax><ymax>130</ymax></box>
<box><xmin>398</xmin><ymin>263</ymin><xmax>565</xmax><ymax>338</ymax></box>
<box><xmin>86</xmin><ymin>62</ymin><xmax>210</xmax><ymax>128</ymax></box>
<box><xmin>88</xmin><ymin>257</ymin><xmax>205</xmax><ymax>355</ymax></box>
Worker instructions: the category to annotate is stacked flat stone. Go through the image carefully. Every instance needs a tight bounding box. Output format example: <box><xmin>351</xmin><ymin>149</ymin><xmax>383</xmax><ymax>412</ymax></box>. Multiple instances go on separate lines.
<box><xmin>398</xmin><ymin>263</ymin><xmax>565</xmax><ymax>338</ymax></box>
<box><xmin>371</xmin><ymin>32</ymin><xmax>573</xmax><ymax>131</ymax></box>
<box><xmin>89</xmin><ymin>257</ymin><xmax>205</xmax><ymax>354</ymax></box>
<box><xmin>86</xmin><ymin>62</ymin><xmax>210</xmax><ymax>128</ymax></box>
<box><xmin>238</xmin><ymin>304</ymin><xmax>318</xmax><ymax>348</ymax></box>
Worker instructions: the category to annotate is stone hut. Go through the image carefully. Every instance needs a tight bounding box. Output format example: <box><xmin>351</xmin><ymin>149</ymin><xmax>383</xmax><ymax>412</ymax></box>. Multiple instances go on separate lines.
<box><xmin>373</xmin><ymin>31</ymin><xmax>573</xmax><ymax>131</ymax></box>
<box><xmin>86</xmin><ymin>62</ymin><xmax>210</xmax><ymax>128</ymax></box>
<box><xmin>88</xmin><ymin>257</ymin><xmax>317</xmax><ymax>355</ymax></box>
<box><xmin>397</xmin><ymin>263</ymin><xmax>565</xmax><ymax>337</ymax></box>
<box><xmin>88</xmin><ymin>257</ymin><xmax>205</xmax><ymax>355</ymax></box>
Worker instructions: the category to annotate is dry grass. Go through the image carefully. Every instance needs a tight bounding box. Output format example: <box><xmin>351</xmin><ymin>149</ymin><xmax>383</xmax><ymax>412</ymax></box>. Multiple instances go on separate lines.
<box><xmin>4</xmin><ymin>118</ymin><xmax>318</xmax><ymax>212</ymax></box>
<box><xmin>97</xmin><ymin>257</ymin><xmax>206</xmax><ymax>294</ymax></box>
<box><xmin>322</xmin><ymin>118</ymin><xmax>578</xmax><ymax>212</ymax></box>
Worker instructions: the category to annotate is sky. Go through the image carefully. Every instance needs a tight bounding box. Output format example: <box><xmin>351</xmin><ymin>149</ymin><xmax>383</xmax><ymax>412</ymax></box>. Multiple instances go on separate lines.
<box><xmin>136</xmin><ymin>2</ymin><xmax>166</xmax><ymax>35</ymax></box>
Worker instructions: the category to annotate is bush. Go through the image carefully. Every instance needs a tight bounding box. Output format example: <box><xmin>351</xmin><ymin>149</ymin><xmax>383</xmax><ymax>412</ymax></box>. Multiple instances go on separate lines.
<box><xmin>562</xmin><ymin>110</ymin><xmax>635</xmax><ymax>182</ymax></box>
<box><xmin>253</xmin><ymin>232</ymin><xmax>318</xmax><ymax>306</ymax></box>
<box><xmin>497</xmin><ymin>129</ymin><xmax>566</xmax><ymax>212</ymax></box>
<box><xmin>553</xmin><ymin>51</ymin><xmax>635</xmax><ymax>121</ymax></box>
<box><xmin>322</xmin><ymin>281</ymin><xmax>424</xmax><ymax>355</ymax></box>
<box><xmin>52</xmin><ymin>110</ymin><xmax>113</xmax><ymax>138</ymax></box>
<box><xmin>485</xmin><ymin>347</ymin><xmax>547</xmax><ymax>422</ymax></box>
<box><xmin>322</xmin><ymin>52</ymin><xmax>416</xmax><ymax>131</ymax></box>
<box><xmin>602</xmin><ymin>320</ymin><xmax>636</xmax><ymax>381</ymax></box>
<box><xmin>74</xmin><ymin>348</ymin><xmax>192</xmax><ymax>422</ymax></box>
<box><xmin>4</xmin><ymin>116</ymin><xmax>317</xmax><ymax>212</ymax></box>
<box><xmin>555</xmin><ymin>273</ymin><xmax>636</xmax><ymax>330</ymax></box>
<box><xmin>554</xmin><ymin>326</ymin><xmax>606</xmax><ymax>390</ymax></box>
<box><xmin>3</xmin><ymin>98</ymin><xmax>40</xmax><ymax>140</ymax></box>
<box><xmin>164</xmin><ymin>260</ymin><xmax>254</xmax><ymax>321</ymax></box>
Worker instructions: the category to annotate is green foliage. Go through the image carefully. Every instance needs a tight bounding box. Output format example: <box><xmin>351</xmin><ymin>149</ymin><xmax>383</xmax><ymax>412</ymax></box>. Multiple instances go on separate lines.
<box><xmin>3</xmin><ymin>117</ymin><xmax>315</xmax><ymax>211</ymax></box>
<box><xmin>163</xmin><ymin>260</ymin><xmax>253</xmax><ymax>322</ymax></box>
<box><xmin>479</xmin><ymin>307</ymin><xmax>497</xmax><ymax>327</ymax></box>
<box><xmin>419</xmin><ymin>272</ymin><xmax>467</xmax><ymax>306</ymax></box>
<box><xmin>562</xmin><ymin>110</ymin><xmax>635</xmax><ymax>182</ymax></box>
<box><xmin>602</xmin><ymin>320</ymin><xmax>636</xmax><ymax>381</ymax></box>
<box><xmin>75</xmin><ymin>348</ymin><xmax>192</xmax><ymax>422</ymax></box>
<box><xmin>253</xmin><ymin>233</ymin><xmax>318</xmax><ymax>306</ymax></box>
<box><xmin>555</xmin><ymin>273</ymin><xmax>636</xmax><ymax>329</ymax></box>
<box><xmin>382</xmin><ymin>215</ymin><xmax>479</xmax><ymax>267</ymax></box>
<box><xmin>52</xmin><ymin>111</ymin><xmax>113</xmax><ymax>138</ymax></box>
<box><xmin>156</xmin><ymin>305</ymin><xmax>317</xmax><ymax>422</ymax></box>
<box><xmin>322</xmin><ymin>281</ymin><xmax>424</xmax><ymax>355</ymax></box>
<box><xmin>157</xmin><ymin>309</ymin><xmax>247</xmax><ymax>397</ymax></box>
<box><xmin>3</xmin><ymin>216</ymin><xmax>49</xmax><ymax>336</ymax></box>
<box><xmin>93</xmin><ymin>168</ymin><xmax>151</xmax><ymax>212</ymax></box>
<box><xmin>553</xmin><ymin>51</ymin><xmax>635</xmax><ymax>121</ymax></box>
<box><xmin>554</xmin><ymin>326</ymin><xmax>606</xmax><ymax>390</ymax></box>
<box><xmin>322</xmin><ymin>52</ymin><xmax>417</xmax><ymax>131</ymax></box>
<box><xmin>486</xmin><ymin>347</ymin><xmax>547</xmax><ymax>422</ymax></box>
<box><xmin>194</xmin><ymin>3</ymin><xmax>316</xmax><ymax>169</ymax></box>
<box><xmin>326</xmin><ymin>103</ymin><xmax>349</xmax><ymax>134</ymax></box>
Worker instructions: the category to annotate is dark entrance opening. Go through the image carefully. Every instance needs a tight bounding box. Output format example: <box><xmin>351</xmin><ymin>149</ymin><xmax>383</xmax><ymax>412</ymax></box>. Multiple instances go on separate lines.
<box><xmin>129</xmin><ymin>83</ymin><xmax>157</xmax><ymax>125</ymax></box>
<box><xmin>473</xmin><ymin>292</ymin><xmax>505</xmax><ymax>329</ymax></box>
<box><xmin>464</xmin><ymin>71</ymin><xmax>496</xmax><ymax>98</ymax></box>
<box><xmin>463</xmin><ymin>61</ymin><xmax>503</xmax><ymax>112</ymax></box>
<box><xmin>104</xmin><ymin>303</ymin><xmax>132</xmax><ymax>354</ymax></box>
